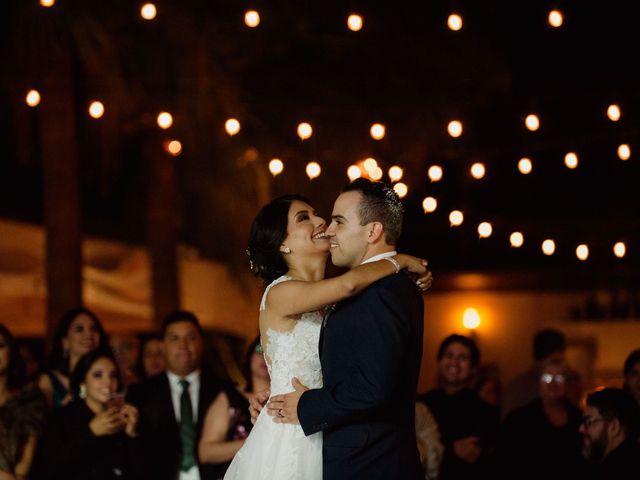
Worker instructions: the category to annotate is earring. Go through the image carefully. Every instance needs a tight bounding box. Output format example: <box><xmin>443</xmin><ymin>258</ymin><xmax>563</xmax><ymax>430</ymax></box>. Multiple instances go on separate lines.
<box><xmin>282</xmin><ymin>246</ymin><xmax>291</xmax><ymax>254</ymax></box>
<box><xmin>79</xmin><ymin>384</ymin><xmax>87</xmax><ymax>399</ymax></box>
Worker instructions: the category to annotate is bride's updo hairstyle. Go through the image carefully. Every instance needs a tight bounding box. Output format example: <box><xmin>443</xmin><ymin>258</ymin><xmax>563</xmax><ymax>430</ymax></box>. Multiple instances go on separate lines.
<box><xmin>248</xmin><ymin>194</ymin><xmax>311</xmax><ymax>284</ymax></box>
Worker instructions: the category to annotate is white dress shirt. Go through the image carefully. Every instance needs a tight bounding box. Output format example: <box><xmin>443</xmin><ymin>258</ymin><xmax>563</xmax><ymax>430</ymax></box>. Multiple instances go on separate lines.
<box><xmin>361</xmin><ymin>250</ymin><xmax>398</xmax><ymax>265</ymax></box>
<box><xmin>166</xmin><ymin>370</ymin><xmax>201</xmax><ymax>480</ymax></box>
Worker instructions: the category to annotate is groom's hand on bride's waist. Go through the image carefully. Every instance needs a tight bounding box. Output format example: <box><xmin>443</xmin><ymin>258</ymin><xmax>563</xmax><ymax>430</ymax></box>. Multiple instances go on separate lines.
<box><xmin>249</xmin><ymin>388</ymin><xmax>271</xmax><ymax>425</ymax></box>
<box><xmin>267</xmin><ymin>377</ymin><xmax>309</xmax><ymax>425</ymax></box>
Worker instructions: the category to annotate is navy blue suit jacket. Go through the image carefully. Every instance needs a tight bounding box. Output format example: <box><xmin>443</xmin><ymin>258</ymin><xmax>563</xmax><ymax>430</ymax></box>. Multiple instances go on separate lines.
<box><xmin>298</xmin><ymin>272</ymin><xmax>424</xmax><ymax>480</ymax></box>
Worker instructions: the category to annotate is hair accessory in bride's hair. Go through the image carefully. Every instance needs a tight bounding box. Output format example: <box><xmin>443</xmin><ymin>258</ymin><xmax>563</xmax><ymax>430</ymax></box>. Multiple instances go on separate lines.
<box><xmin>246</xmin><ymin>249</ymin><xmax>255</xmax><ymax>272</ymax></box>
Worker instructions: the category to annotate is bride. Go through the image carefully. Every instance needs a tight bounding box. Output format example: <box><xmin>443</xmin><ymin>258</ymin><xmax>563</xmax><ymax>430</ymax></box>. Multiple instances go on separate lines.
<box><xmin>224</xmin><ymin>194</ymin><xmax>430</xmax><ymax>480</ymax></box>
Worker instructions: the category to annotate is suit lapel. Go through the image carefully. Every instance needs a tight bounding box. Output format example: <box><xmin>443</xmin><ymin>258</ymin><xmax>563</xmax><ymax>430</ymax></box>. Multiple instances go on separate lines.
<box><xmin>159</xmin><ymin>374</ymin><xmax>179</xmax><ymax>428</ymax></box>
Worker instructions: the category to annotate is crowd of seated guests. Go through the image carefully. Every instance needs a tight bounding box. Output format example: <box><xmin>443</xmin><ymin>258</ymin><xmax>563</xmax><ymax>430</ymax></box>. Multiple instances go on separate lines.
<box><xmin>0</xmin><ymin>309</ymin><xmax>638</xmax><ymax>480</ymax></box>
<box><xmin>0</xmin><ymin>308</ymin><xmax>266</xmax><ymax>480</ymax></box>
<box><xmin>415</xmin><ymin>330</ymin><xmax>640</xmax><ymax>480</ymax></box>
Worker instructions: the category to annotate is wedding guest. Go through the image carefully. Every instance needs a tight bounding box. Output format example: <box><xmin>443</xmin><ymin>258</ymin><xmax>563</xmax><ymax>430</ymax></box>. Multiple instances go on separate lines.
<box><xmin>37</xmin><ymin>307</ymin><xmax>109</xmax><ymax>407</ymax></box>
<box><xmin>110</xmin><ymin>333</ymin><xmax>140</xmax><ymax>388</ymax></box>
<box><xmin>0</xmin><ymin>325</ymin><xmax>46</xmax><ymax>480</ymax></box>
<box><xmin>498</xmin><ymin>362</ymin><xmax>587</xmax><ymax>480</ymax></box>
<box><xmin>502</xmin><ymin>328</ymin><xmax>566</xmax><ymax>416</ymax></box>
<box><xmin>418</xmin><ymin>334</ymin><xmax>499</xmax><ymax>480</ymax></box>
<box><xmin>136</xmin><ymin>335</ymin><xmax>166</xmax><ymax>379</ymax></box>
<box><xmin>31</xmin><ymin>348</ymin><xmax>139</xmax><ymax>480</ymax></box>
<box><xmin>198</xmin><ymin>336</ymin><xmax>268</xmax><ymax>479</ymax></box>
<box><xmin>580</xmin><ymin>388</ymin><xmax>640</xmax><ymax>479</ymax></box>
<box><xmin>623</xmin><ymin>349</ymin><xmax>640</xmax><ymax>406</ymax></box>
<box><xmin>127</xmin><ymin>310</ymin><xmax>223</xmax><ymax>480</ymax></box>
<box><xmin>415</xmin><ymin>401</ymin><xmax>443</xmax><ymax>480</ymax></box>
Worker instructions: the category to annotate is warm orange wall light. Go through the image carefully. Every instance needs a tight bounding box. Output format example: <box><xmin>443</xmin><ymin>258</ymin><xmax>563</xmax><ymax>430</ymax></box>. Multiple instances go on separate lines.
<box><xmin>462</xmin><ymin>307</ymin><xmax>481</xmax><ymax>330</ymax></box>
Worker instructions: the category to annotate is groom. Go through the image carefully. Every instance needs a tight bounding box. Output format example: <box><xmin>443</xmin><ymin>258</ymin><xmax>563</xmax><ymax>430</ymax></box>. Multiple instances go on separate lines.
<box><xmin>264</xmin><ymin>178</ymin><xmax>425</xmax><ymax>479</ymax></box>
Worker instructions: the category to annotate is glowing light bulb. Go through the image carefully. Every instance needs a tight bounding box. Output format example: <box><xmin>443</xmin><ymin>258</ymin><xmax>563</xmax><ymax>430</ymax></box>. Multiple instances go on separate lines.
<box><xmin>269</xmin><ymin>159</ymin><xmax>284</xmax><ymax>176</ymax></box>
<box><xmin>347</xmin><ymin>165</ymin><xmax>362</xmax><ymax>181</ymax></box>
<box><xmin>542</xmin><ymin>239</ymin><xmax>556</xmax><ymax>256</ymax></box>
<box><xmin>518</xmin><ymin>157</ymin><xmax>533</xmax><ymax>174</ymax></box>
<box><xmin>428</xmin><ymin>165</ymin><xmax>443</xmax><ymax>182</ymax></box>
<box><xmin>225</xmin><ymin>118</ymin><xmax>241</xmax><ymax>136</ymax></box>
<box><xmin>26</xmin><ymin>90</ymin><xmax>41</xmax><ymax>107</ymax></box>
<box><xmin>347</xmin><ymin>14</ymin><xmax>363</xmax><ymax>31</ymax></box>
<box><xmin>88</xmin><ymin>101</ymin><xmax>104</xmax><ymax>119</ymax></box>
<box><xmin>510</xmin><ymin>232</ymin><xmax>524</xmax><ymax>248</ymax></box>
<box><xmin>388</xmin><ymin>166</ymin><xmax>403</xmax><ymax>182</ymax></box>
<box><xmin>478</xmin><ymin>222</ymin><xmax>493</xmax><ymax>238</ymax></box>
<box><xmin>393</xmin><ymin>182</ymin><xmax>408</xmax><ymax>198</ymax></box>
<box><xmin>369</xmin><ymin>166</ymin><xmax>383</xmax><ymax>180</ymax></box>
<box><xmin>40</xmin><ymin>0</ymin><xmax>55</xmax><ymax>7</ymax></box>
<box><xmin>564</xmin><ymin>152</ymin><xmax>579</xmax><ymax>169</ymax></box>
<box><xmin>157</xmin><ymin>112</ymin><xmax>173</xmax><ymax>129</ymax></box>
<box><xmin>576</xmin><ymin>244</ymin><xmax>589</xmax><ymax>261</ymax></box>
<box><xmin>449</xmin><ymin>210</ymin><xmax>464</xmax><ymax>227</ymax></box>
<box><xmin>140</xmin><ymin>3</ymin><xmax>157</xmax><ymax>20</ymax></box>
<box><xmin>370</xmin><ymin>123</ymin><xmax>386</xmax><ymax>140</ymax></box>
<box><xmin>548</xmin><ymin>10</ymin><xmax>563</xmax><ymax>27</ymax></box>
<box><xmin>422</xmin><ymin>197</ymin><xmax>437</xmax><ymax>213</ymax></box>
<box><xmin>306</xmin><ymin>162</ymin><xmax>321</xmax><ymax>179</ymax></box>
<box><xmin>617</xmin><ymin>144</ymin><xmax>631</xmax><ymax>160</ymax></box>
<box><xmin>166</xmin><ymin>140</ymin><xmax>182</xmax><ymax>156</ymax></box>
<box><xmin>363</xmin><ymin>157</ymin><xmax>378</xmax><ymax>173</ymax></box>
<box><xmin>448</xmin><ymin>14</ymin><xmax>463</xmax><ymax>31</ymax></box>
<box><xmin>525</xmin><ymin>114</ymin><xmax>540</xmax><ymax>131</ymax></box>
<box><xmin>613</xmin><ymin>242</ymin><xmax>626</xmax><ymax>258</ymax></box>
<box><xmin>297</xmin><ymin>122</ymin><xmax>312</xmax><ymax>140</ymax></box>
<box><xmin>607</xmin><ymin>104</ymin><xmax>621</xmax><ymax>122</ymax></box>
<box><xmin>463</xmin><ymin>308</ymin><xmax>481</xmax><ymax>329</ymax></box>
<box><xmin>448</xmin><ymin>120</ymin><xmax>463</xmax><ymax>138</ymax></box>
<box><xmin>470</xmin><ymin>162</ymin><xmax>485</xmax><ymax>179</ymax></box>
<box><xmin>244</xmin><ymin>10</ymin><xmax>260</xmax><ymax>28</ymax></box>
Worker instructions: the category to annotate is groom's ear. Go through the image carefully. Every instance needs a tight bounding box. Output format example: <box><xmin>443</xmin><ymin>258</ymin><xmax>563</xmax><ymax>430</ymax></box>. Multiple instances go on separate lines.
<box><xmin>366</xmin><ymin>222</ymin><xmax>385</xmax><ymax>244</ymax></box>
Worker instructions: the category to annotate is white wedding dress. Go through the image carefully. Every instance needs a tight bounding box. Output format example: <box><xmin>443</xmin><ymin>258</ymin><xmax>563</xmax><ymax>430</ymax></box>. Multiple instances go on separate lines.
<box><xmin>224</xmin><ymin>276</ymin><xmax>324</xmax><ymax>480</ymax></box>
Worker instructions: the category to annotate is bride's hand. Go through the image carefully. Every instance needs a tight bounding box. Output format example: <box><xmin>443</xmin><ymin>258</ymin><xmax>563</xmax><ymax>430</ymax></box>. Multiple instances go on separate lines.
<box><xmin>395</xmin><ymin>254</ymin><xmax>433</xmax><ymax>292</ymax></box>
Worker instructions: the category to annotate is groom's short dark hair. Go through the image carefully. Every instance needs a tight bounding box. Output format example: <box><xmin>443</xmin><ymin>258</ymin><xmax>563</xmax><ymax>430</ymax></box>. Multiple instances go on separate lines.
<box><xmin>342</xmin><ymin>178</ymin><xmax>403</xmax><ymax>245</ymax></box>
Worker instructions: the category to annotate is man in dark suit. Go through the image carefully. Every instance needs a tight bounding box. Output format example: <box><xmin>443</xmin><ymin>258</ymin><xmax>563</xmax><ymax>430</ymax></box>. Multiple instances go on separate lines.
<box><xmin>268</xmin><ymin>179</ymin><xmax>425</xmax><ymax>479</ymax></box>
<box><xmin>127</xmin><ymin>310</ymin><xmax>221</xmax><ymax>480</ymax></box>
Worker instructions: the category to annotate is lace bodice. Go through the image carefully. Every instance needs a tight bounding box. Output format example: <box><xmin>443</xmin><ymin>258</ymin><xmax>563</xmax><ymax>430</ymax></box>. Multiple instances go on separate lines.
<box><xmin>260</xmin><ymin>276</ymin><xmax>323</xmax><ymax>395</ymax></box>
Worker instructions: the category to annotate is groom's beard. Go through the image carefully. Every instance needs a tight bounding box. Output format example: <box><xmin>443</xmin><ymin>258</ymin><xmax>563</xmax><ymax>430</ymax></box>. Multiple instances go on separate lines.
<box><xmin>582</xmin><ymin>431</ymin><xmax>608</xmax><ymax>462</ymax></box>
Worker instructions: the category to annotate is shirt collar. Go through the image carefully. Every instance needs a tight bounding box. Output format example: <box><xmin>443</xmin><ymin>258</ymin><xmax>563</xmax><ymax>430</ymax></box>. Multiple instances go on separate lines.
<box><xmin>167</xmin><ymin>369</ymin><xmax>200</xmax><ymax>387</ymax></box>
<box><xmin>360</xmin><ymin>250</ymin><xmax>397</xmax><ymax>265</ymax></box>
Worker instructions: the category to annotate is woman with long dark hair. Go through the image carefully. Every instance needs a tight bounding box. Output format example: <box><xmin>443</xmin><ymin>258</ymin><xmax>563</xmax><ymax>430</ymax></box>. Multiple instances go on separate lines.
<box><xmin>32</xmin><ymin>348</ymin><xmax>139</xmax><ymax>480</ymax></box>
<box><xmin>37</xmin><ymin>307</ymin><xmax>109</xmax><ymax>407</ymax></box>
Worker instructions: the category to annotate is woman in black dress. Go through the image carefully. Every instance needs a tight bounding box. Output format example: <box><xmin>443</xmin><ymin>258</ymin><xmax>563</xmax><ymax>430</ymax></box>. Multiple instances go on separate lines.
<box><xmin>31</xmin><ymin>348</ymin><xmax>140</xmax><ymax>480</ymax></box>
